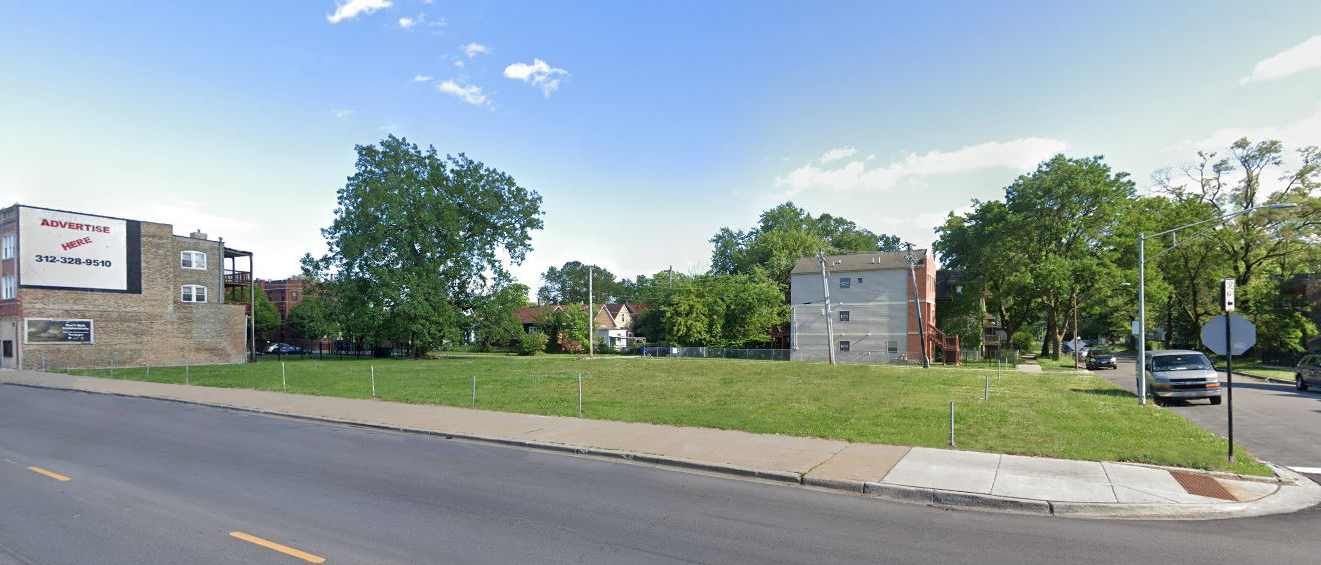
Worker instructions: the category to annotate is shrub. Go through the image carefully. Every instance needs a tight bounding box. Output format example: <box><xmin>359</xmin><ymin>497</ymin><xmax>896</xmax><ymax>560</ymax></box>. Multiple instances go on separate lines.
<box><xmin>520</xmin><ymin>331</ymin><xmax>549</xmax><ymax>356</ymax></box>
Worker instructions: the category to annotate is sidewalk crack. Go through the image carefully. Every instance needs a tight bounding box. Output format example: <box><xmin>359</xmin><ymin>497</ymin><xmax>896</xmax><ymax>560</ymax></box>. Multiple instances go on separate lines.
<box><xmin>801</xmin><ymin>442</ymin><xmax>852</xmax><ymax>479</ymax></box>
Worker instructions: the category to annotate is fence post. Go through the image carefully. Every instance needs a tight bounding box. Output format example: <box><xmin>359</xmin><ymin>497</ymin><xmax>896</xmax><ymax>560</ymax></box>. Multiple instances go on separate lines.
<box><xmin>997</xmin><ymin>358</ymin><xmax>1001</xmax><ymax>382</ymax></box>
<box><xmin>185</xmin><ymin>358</ymin><xmax>190</xmax><ymax>385</ymax></box>
<box><xmin>949</xmin><ymin>401</ymin><xmax>955</xmax><ymax>448</ymax></box>
<box><xmin>984</xmin><ymin>374</ymin><xmax>989</xmax><ymax>401</ymax></box>
<box><xmin>110</xmin><ymin>359</ymin><xmax>115</xmax><ymax>378</ymax></box>
<box><xmin>145</xmin><ymin>366</ymin><xmax>150</xmax><ymax>378</ymax></box>
<box><xmin>471</xmin><ymin>376</ymin><xmax>476</xmax><ymax>407</ymax></box>
<box><xmin>282</xmin><ymin>361</ymin><xmax>287</xmax><ymax>392</ymax></box>
<box><xmin>370</xmin><ymin>365</ymin><xmax>376</xmax><ymax>399</ymax></box>
<box><xmin>578</xmin><ymin>373</ymin><xmax>583</xmax><ymax>417</ymax></box>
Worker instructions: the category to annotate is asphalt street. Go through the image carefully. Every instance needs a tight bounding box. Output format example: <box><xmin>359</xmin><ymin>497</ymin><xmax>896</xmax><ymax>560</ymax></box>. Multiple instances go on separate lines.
<box><xmin>3</xmin><ymin>384</ymin><xmax>1321</xmax><ymax>565</ymax></box>
<box><xmin>1089</xmin><ymin>357</ymin><xmax>1321</xmax><ymax>471</ymax></box>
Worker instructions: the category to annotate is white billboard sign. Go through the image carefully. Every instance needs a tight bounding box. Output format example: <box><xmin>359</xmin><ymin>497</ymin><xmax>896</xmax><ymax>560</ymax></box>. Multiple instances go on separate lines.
<box><xmin>19</xmin><ymin>206</ymin><xmax>138</xmax><ymax>292</ymax></box>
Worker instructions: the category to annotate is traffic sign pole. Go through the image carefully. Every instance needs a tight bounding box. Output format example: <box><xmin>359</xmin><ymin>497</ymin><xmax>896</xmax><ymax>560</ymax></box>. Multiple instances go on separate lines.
<box><xmin>1223</xmin><ymin>279</ymin><xmax>1235</xmax><ymax>463</ymax></box>
<box><xmin>1225</xmin><ymin>309</ymin><xmax>1234</xmax><ymax>463</ymax></box>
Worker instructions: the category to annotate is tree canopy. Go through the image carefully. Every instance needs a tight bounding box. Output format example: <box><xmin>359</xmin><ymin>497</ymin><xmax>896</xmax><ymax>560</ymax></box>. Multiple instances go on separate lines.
<box><xmin>537</xmin><ymin>261</ymin><xmax>624</xmax><ymax>304</ymax></box>
<box><xmin>710</xmin><ymin>202</ymin><xmax>901</xmax><ymax>286</ymax></box>
<box><xmin>303</xmin><ymin>135</ymin><xmax>543</xmax><ymax>355</ymax></box>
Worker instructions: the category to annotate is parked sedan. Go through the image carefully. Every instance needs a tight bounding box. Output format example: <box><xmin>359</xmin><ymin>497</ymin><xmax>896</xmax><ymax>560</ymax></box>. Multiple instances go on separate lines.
<box><xmin>1296</xmin><ymin>354</ymin><xmax>1321</xmax><ymax>392</ymax></box>
<box><xmin>1144</xmin><ymin>350</ymin><xmax>1221</xmax><ymax>406</ymax></box>
<box><xmin>1087</xmin><ymin>349</ymin><xmax>1117</xmax><ymax>369</ymax></box>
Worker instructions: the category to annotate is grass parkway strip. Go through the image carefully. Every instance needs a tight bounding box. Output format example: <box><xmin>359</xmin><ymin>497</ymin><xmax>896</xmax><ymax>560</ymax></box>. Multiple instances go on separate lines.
<box><xmin>64</xmin><ymin>355</ymin><xmax>1271</xmax><ymax>476</ymax></box>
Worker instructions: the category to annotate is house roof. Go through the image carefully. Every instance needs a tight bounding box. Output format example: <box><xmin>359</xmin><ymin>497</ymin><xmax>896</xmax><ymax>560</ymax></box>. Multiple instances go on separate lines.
<box><xmin>789</xmin><ymin>250</ymin><xmax>925</xmax><ymax>275</ymax></box>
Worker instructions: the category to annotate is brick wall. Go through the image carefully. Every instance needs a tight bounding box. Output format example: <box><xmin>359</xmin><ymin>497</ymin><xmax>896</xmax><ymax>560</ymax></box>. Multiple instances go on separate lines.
<box><xmin>15</xmin><ymin>221</ymin><xmax>246</xmax><ymax>369</ymax></box>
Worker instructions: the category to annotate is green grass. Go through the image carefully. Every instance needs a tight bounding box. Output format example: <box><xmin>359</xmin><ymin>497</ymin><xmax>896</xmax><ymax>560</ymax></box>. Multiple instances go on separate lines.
<box><xmin>1215</xmin><ymin>364</ymin><xmax>1298</xmax><ymax>382</ymax></box>
<box><xmin>1033</xmin><ymin>356</ymin><xmax>1089</xmax><ymax>371</ymax></box>
<box><xmin>67</xmin><ymin>356</ymin><xmax>1270</xmax><ymax>476</ymax></box>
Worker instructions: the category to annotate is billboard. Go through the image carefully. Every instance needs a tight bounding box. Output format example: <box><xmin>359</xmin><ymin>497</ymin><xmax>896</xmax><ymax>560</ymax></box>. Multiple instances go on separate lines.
<box><xmin>26</xmin><ymin>319</ymin><xmax>94</xmax><ymax>344</ymax></box>
<box><xmin>18</xmin><ymin>206</ymin><xmax>141</xmax><ymax>293</ymax></box>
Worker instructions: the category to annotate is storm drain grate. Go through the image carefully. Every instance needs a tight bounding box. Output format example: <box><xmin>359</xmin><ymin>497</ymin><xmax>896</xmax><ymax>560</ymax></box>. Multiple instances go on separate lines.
<box><xmin>1169</xmin><ymin>470</ymin><xmax>1237</xmax><ymax>501</ymax></box>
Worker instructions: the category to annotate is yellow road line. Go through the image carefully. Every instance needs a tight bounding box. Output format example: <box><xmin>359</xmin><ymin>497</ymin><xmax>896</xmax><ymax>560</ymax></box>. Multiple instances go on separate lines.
<box><xmin>229</xmin><ymin>531</ymin><xmax>326</xmax><ymax>563</ymax></box>
<box><xmin>27</xmin><ymin>466</ymin><xmax>71</xmax><ymax>481</ymax></box>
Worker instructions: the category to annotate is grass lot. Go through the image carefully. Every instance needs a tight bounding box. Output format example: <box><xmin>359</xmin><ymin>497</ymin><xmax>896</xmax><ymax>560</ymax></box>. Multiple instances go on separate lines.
<box><xmin>65</xmin><ymin>355</ymin><xmax>1269</xmax><ymax>476</ymax></box>
<box><xmin>1033</xmin><ymin>356</ymin><xmax>1089</xmax><ymax>371</ymax></box>
<box><xmin>1215</xmin><ymin>364</ymin><xmax>1298</xmax><ymax>382</ymax></box>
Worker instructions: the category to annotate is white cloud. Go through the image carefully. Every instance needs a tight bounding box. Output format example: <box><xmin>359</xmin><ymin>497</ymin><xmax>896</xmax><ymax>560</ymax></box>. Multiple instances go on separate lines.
<box><xmin>818</xmin><ymin>147</ymin><xmax>856</xmax><ymax>164</ymax></box>
<box><xmin>775</xmin><ymin>138</ymin><xmax>1067</xmax><ymax>195</ymax></box>
<box><xmin>1240</xmin><ymin>36</ymin><xmax>1321</xmax><ymax>84</ymax></box>
<box><xmin>462</xmin><ymin>42</ymin><xmax>489</xmax><ymax>58</ymax></box>
<box><xmin>332</xmin><ymin>109</ymin><xmax>355</xmax><ymax>118</ymax></box>
<box><xmin>453</xmin><ymin>60</ymin><xmax>465</xmax><ymax>68</ymax></box>
<box><xmin>503</xmin><ymin>58</ymin><xmax>569</xmax><ymax>96</ymax></box>
<box><xmin>1167</xmin><ymin>102</ymin><xmax>1321</xmax><ymax>152</ymax></box>
<box><xmin>327</xmin><ymin>0</ymin><xmax>391</xmax><ymax>24</ymax></box>
<box><xmin>437</xmin><ymin>80</ymin><xmax>491</xmax><ymax>108</ymax></box>
<box><xmin>411</xmin><ymin>74</ymin><xmax>432</xmax><ymax>82</ymax></box>
<box><xmin>398</xmin><ymin>16</ymin><xmax>415</xmax><ymax>29</ymax></box>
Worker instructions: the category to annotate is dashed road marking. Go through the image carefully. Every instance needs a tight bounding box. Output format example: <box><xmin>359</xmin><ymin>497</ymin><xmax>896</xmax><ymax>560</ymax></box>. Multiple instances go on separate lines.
<box><xmin>229</xmin><ymin>531</ymin><xmax>326</xmax><ymax>563</ymax></box>
<box><xmin>27</xmin><ymin>466</ymin><xmax>71</xmax><ymax>481</ymax></box>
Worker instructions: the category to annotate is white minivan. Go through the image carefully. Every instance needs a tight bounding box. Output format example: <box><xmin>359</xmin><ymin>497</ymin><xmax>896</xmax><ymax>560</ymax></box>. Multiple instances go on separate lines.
<box><xmin>1144</xmin><ymin>350</ymin><xmax>1222</xmax><ymax>406</ymax></box>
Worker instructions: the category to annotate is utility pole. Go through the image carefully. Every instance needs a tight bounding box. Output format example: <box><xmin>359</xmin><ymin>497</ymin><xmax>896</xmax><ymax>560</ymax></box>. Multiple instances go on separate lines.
<box><xmin>588</xmin><ymin>265</ymin><xmax>594</xmax><ymax>359</ymax></box>
<box><xmin>1073</xmin><ymin>292</ymin><xmax>1080</xmax><ymax>369</ymax></box>
<box><xmin>906</xmin><ymin>244</ymin><xmax>930</xmax><ymax>368</ymax></box>
<box><xmin>817</xmin><ymin>252</ymin><xmax>836</xmax><ymax>365</ymax></box>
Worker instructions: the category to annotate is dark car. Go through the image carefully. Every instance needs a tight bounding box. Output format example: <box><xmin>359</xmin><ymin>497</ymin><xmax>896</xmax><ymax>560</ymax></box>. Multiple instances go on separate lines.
<box><xmin>264</xmin><ymin>342</ymin><xmax>308</xmax><ymax>355</ymax></box>
<box><xmin>1296</xmin><ymin>354</ymin><xmax>1321</xmax><ymax>392</ymax></box>
<box><xmin>1087</xmin><ymin>348</ymin><xmax>1116</xmax><ymax>370</ymax></box>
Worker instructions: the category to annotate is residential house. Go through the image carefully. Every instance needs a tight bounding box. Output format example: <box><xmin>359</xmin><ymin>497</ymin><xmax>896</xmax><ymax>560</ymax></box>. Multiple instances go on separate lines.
<box><xmin>513</xmin><ymin>303</ymin><xmax>651</xmax><ymax>351</ymax></box>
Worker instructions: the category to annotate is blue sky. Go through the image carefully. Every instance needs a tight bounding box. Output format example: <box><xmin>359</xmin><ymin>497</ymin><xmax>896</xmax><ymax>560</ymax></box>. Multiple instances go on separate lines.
<box><xmin>3</xmin><ymin>1</ymin><xmax>1319</xmax><ymax>294</ymax></box>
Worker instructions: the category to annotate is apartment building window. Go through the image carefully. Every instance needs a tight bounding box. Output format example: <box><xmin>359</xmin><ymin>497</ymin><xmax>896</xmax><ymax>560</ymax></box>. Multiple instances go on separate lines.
<box><xmin>1</xmin><ymin>275</ymin><xmax>15</xmax><ymax>299</ymax></box>
<box><xmin>181</xmin><ymin>284</ymin><xmax>208</xmax><ymax>303</ymax></box>
<box><xmin>839</xmin><ymin>277</ymin><xmax>850</xmax><ymax>289</ymax></box>
<box><xmin>838</xmin><ymin>310</ymin><xmax>850</xmax><ymax>322</ymax></box>
<box><xmin>887</xmin><ymin>340</ymin><xmax>898</xmax><ymax>354</ymax></box>
<box><xmin>1</xmin><ymin>234</ymin><xmax>14</xmax><ymax>259</ymax></box>
<box><xmin>838</xmin><ymin>340</ymin><xmax>850</xmax><ymax>352</ymax></box>
<box><xmin>181</xmin><ymin>250</ymin><xmax>207</xmax><ymax>270</ymax></box>
<box><xmin>292</xmin><ymin>290</ymin><xmax>299</xmax><ymax>301</ymax></box>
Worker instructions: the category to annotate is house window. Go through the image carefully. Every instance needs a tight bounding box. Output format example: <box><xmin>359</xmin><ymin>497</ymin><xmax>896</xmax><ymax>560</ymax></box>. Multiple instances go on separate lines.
<box><xmin>1</xmin><ymin>275</ymin><xmax>15</xmax><ymax>299</ymax></box>
<box><xmin>181</xmin><ymin>250</ymin><xmax>207</xmax><ymax>270</ymax></box>
<box><xmin>292</xmin><ymin>291</ymin><xmax>299</xmax><ymax>301</ymax></box>
<box><xmin>839</xmin><ymin>310</ymin><xmax>850</xmax><ymax>322</ymax></box>
<box><xmin>2</xmin><ymin>340</ymin><xmax>11</xmax><ymax>358</ymax></box>
<box><xmin>857</xmin><ymin>277</ymin><xmax>863</xmax><ymax>283</ymax></box>
<box><xmin>181</xmin><ymin>284</ymin><xmax>208</xmax><ymax>303</ymax></box>
<box><xmin>839</xmin><ymin>278</ymin><xmax>851</xmax><ymax>289</ymax></box>
<box><xmin>887</xmin><ymin>340</ymin><xmax>898</xmax><ymax>354</ymax></box>
<box><xmin>839</xmin><ymin>340</ymin><xmax>850</xmax><ymax>352</ymax></box>
<box><xmin>1</xmin><ymin>234</ymin><xmax>14</xmax><ymax>259</ymax></box>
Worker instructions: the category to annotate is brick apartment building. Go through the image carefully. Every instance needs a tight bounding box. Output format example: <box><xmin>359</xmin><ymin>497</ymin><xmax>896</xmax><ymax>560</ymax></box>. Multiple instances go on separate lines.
<box><xmin>0</xmin><ymin>204</ymin><xmax>254</xmax><ymax>370</ymax></box>
<box><xmin>257</xmin><ymin>277</ymin><xmax>306</xmax><ymax>342</ymax></box>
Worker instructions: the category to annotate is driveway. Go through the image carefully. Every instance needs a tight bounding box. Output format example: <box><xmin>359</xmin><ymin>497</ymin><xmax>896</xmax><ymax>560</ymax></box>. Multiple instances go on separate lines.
<box><xmin>1090</xmin><ymin>356</ymin><xmax>1321</xmax><ymax>472</ymax></box>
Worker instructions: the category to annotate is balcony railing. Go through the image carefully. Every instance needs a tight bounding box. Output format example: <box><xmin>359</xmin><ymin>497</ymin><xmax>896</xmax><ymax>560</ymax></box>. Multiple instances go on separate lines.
<box><xmin>224</xmin><ymin>270</ymin><xmax>252</xmax><ymax>285</ymax></box>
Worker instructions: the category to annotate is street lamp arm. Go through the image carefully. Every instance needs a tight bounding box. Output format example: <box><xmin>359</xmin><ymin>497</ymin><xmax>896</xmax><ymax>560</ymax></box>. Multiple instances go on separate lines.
<box><xmin>1147</xmin><ymin>203</ymin><xmax>1295</xmax><ymax>238</ymax></box>
<box><xmin>1143</xmin><ymin>221</ymin><xmax>1223</xmax><ymax>264</ymax></box>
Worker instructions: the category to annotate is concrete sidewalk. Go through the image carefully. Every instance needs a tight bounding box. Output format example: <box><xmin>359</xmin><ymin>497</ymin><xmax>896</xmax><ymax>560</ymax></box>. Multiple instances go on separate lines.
<box><xmin>3</xmin><ymin>369</ymin><xmax>1318</xmax><ymax>520</ymax></box>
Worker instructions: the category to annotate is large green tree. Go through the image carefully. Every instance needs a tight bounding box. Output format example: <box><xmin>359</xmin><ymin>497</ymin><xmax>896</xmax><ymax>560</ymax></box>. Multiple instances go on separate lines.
<box><xmin>303</xmin><ymin>135</ymin><xmax>543</xmax><ymax>355</ymax></box>
<box><xmin>468</xmin><ymin>283</ymin><xmax>532</xmax><ymax>350</ymax></box>
<box><xmin>227</xmin><ymin>286</ymin><xmax>280</xmax><ymax>340</ymax></box>
<box><xmin>710</xmin><ymin>202</ymin><xmax>902</xmax><ymax>287</ymax></box>
<box><xmin>637</xmin><ymin>272</ymin><xmax>788</xmax><ymax>347</ymax></box>
<box><xmin>286</xmin><ymin>293</ymin><xmax>337</xmax><ymax>341</ymax></box>
<box><xmin>537</xmin><ymin>261</ymin><xmax>624</xmax><ymax>304</ymax></box>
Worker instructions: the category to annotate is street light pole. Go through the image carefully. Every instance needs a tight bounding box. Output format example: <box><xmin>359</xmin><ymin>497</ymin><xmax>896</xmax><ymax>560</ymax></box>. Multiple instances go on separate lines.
<box><xmin>1138</xmin><ymin>233</ymin><xmax>1147</xmax><ymax>404</ymax></box>
<box><xmin>1136</xmin><ymin>203</ymin><xmax>1294</xmax><ymax>405</ymax></box>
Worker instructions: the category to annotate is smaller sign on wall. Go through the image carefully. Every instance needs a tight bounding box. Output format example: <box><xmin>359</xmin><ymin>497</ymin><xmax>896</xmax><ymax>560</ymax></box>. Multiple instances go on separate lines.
<box><xmin>25</xmin><ymin>319</ymin><xmax>94</xmax><ymax>344</ymax></box>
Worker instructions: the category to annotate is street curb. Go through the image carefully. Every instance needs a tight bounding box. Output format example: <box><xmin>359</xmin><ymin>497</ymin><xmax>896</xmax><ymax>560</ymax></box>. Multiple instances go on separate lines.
<box><xmin>5</xmin><ymin>379</ymin><xmax>1319</xmax><ymax>521</ymax></box>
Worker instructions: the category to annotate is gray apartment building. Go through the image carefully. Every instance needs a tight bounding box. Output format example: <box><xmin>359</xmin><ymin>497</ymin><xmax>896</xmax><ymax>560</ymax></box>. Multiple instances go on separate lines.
<box><xmin>0</xmin><ymin>204</ymin><xmax>254</xmax><ymax>371</ymax></box>
<box><xmin>789</xmin><ymin>250</ymin><xmax>937</xmax><ymax>364</ymax></box>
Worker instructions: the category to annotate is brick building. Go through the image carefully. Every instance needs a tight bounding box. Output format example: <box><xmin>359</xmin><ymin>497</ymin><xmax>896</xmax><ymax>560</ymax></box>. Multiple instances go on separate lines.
<box><xmin>0</xmin><ymin>204</ymin><xmax>253</xmax><ymax>370</ymax></box>
<box><xmin>257</xmin><ymin>278</ymin><xmax>306</xmax><ymax>342</ymax></box>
